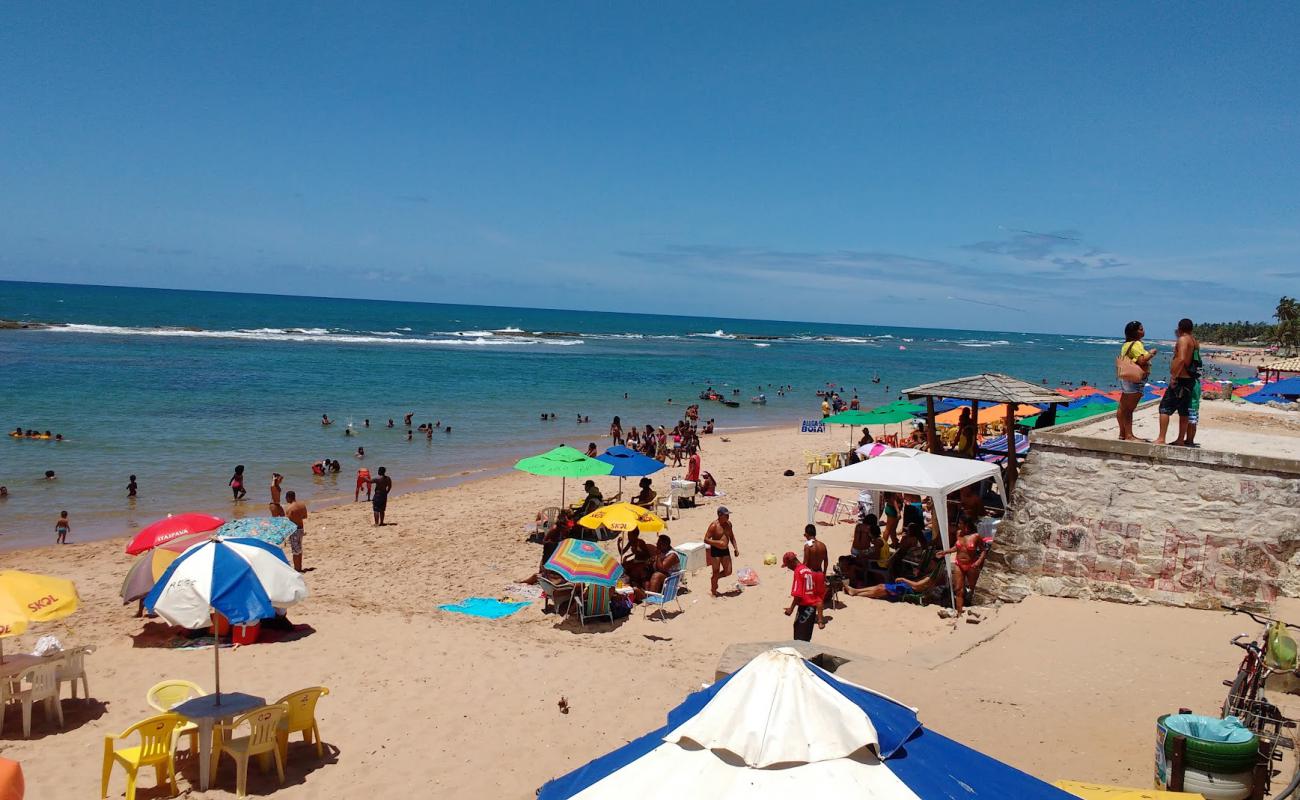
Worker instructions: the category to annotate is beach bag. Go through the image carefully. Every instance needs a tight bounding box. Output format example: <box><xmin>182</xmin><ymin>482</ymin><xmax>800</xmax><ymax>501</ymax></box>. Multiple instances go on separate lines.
<box><xmin>32</xmin><ymin>635</ymin><xmax>63</xmax><ymax>656</ymax></box>
<box><xmin>737</xmin><ymin>567</ymin><xmax>760</xmax><ymax>586</ymax></box>
<box><xmin>763</xmin><ymin>553</ymin><xmax>778</xmax><ymax>566</ymax></box>
<box><xmin>1116</xmin><ymin>344</ymin><xmax>1144</xmax><ymax>382</ymax></box>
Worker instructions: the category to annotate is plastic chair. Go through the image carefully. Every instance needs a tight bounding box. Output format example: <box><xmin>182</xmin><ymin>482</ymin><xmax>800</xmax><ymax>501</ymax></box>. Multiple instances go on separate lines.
<box><xmin>101</xmin><ymin>713</ymin><xmax>184</xmax><ymax>800</ymax></box>
<box><xmin>575</xmin><ymin>584</ymin><xmax>613</xmax><ymax>626</ymax></box>
<box><xmin>537</xmin><ymin>573</ymin><xmax>575</xmax><ymax>616</ymax></box>
<box><xmin>654</xmin><ymin>488</ymin><xmax>678</xmax><ymax>521</ymax></box>
<box><xmin>643</xmin><ymin>572</ymin><xmax>684</xmax><ymax>621</ymax></box>
<box><xmin>55</xmin><ymin>643</ymin><xmax>97</xmax><ymax>699</ymax></box>
<box><xmin>210</xmin><ymin>703</ymin><xmax>290</xmax><ymax>798</ymax></box>
<box><xmin>274</xmin><ymin>686</ymin><xmax>329</xmax><ymax>762</ymax></box>
<box><xmin>146</xmin><ymin>679</ymin><xmax>205</xmax><ymax>754</ymax></box>
<box><xmin>803</xmin><ymin>451</ymin><xmax>822</xmax><ymax>474</ymax></box>
<box><xmin>11</xmin><ymin>661</ymin><xmax>63</xmax><ymax>738</ymax></box>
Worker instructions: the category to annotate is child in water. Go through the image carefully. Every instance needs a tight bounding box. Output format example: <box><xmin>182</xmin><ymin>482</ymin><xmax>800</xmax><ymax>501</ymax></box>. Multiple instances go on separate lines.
<box><xmin>229</xmin><ymin>465</ymin><xmax>247</xmax><ymax>500</ymax></box>
<box><xmin>127</xmin><ymin>474</ymin><xmax>138</xmax><ymax>498</ymax></box>
<box><xmin>55</xmin><ymin>510</ymin><xmax>70</xmax><ymax>544</ymax></box>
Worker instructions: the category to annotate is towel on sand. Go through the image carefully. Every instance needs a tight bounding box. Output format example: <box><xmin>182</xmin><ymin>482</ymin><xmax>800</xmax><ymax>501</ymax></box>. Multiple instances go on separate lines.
<box><xmin>438</xmin><ymin>597</ymin><xmax>530</xmax><ymax>619</ymax></box>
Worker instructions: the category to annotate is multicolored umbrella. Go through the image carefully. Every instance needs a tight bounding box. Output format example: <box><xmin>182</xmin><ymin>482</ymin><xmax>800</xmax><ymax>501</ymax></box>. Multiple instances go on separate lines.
<box><xmin>213</xmin><ymin>516</ymin><xmax>298</xmax><ymax>546</ymax></box>
<box><xmin>125</xmin><ymin>512</ymin><xmax>225</xmax><ymax>555</ymax></box>
<box><xmin>580</xmin><ymin>502</ymin><xmax>666</xmax><ymax>534</ymax></box>
<box><xmin>121</xmin><ymin>531</ymin><xmax>208</xmax><ymax>604</ymax></box>
<box><xmin>515</xmin><ymin>445</ymin><xmax>614</xmax><ymax>505</ymax></box>
<box><xmin>544</xmin><ymin>538</ymin><xmax>624</xmax><ymax>588</ymax></box>
<box><xmin>0</xmin><ymin>570</ymin><xmax>80</xmax><ymax>663</ymax></box>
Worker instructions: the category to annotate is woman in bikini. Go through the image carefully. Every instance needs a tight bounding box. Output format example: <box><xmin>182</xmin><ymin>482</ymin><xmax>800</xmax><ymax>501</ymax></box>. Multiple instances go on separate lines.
<box><xmin>936</xmin><ymin>517</ymin><xmax>988</xmax><ymax>615</ymax></box>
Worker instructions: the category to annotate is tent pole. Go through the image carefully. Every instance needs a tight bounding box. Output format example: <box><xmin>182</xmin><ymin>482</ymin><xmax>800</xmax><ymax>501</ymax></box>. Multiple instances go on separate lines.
<box><xmin>212</xmin><ymin>609</ymin><xmax>221</xmax><ymax>705</ymax></box>
<box><xmin>925</xmin><ymin>397</ymin><xmax>938</xmax><ymax>453</ymax></box>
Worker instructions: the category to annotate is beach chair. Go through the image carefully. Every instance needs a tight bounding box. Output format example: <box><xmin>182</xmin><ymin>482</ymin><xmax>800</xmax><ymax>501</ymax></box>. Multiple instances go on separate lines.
<box><xmin>55</xmin><ymin>643</ymin><xmax>96</xmax><ymax>700</ymax></box>
<box><xmin>643</xmin><ymin>572</ymin><xmax>684</xmax><ymax>622</ymax></box>
<box><xmin>101</xmin><ymin>712</ymin><xmax>185</xmax><ymax>800</ymax></box>
<box><xmin>815</xmin><ymin>494</ymin><xmax>842</xmax><ymax>524</ymax></box>
<box><xmin>147</xmin><ymin>679</ymin><xmax>206</xmax><ymax>754</ymax></box>
<box><xmin>274</xmin><ymin>686</ymin><xmax>330</xmax><ymax>762</ymax></box>
<box><xmin>804</xmin><ymin>451</ymin><xmax>822</xmax><ymax>474</ymax></box>
<box><xmin>210</xmin><ymin>703</ymin><xmax>290</xmax><ymax>798</ymax></box>
<box><xmin>537</xmin><ymin>573</ymin><xmax>575</xmax><ymax>616</ymax></box>
<box><xmin>537</xmin><ymin>507</ymin><xmax>561</xmax><ymax>535</ymax></box>
<box><xmin>634</xmin><ymin>490</ymin><xmax>657</xmax><ymax>511</ymax></box>
<box><xmin>575</xmin><ymin>584</ymin><xmax>614</xmax><ymax>626</ymax></box>
<box><xmin>654</xmin><ymin>487</ymin><xmax>679</xmax><ymax>521</ymax></box>
<box><xmin>10</xmin><ymin>661</ymin><xmax>63</xmax><ymax>738</ymax></box>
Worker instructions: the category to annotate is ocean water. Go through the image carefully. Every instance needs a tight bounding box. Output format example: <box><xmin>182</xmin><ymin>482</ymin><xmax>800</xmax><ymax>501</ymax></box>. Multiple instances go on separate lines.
<box><xmin>0</xmin><ymin>280</ymin><xmax>1230</xmax><ymax>549</ymax></box>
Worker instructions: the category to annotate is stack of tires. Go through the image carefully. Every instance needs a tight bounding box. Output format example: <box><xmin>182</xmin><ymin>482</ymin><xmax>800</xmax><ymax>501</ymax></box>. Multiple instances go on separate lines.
<box><xmin>1156</xmin><ymin>714</ymin><xmax>1259</xmax><ymax>800</ymax></box>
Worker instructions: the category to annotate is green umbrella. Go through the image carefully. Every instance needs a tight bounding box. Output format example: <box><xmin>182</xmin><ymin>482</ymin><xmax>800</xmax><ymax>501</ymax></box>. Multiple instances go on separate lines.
<box><xmin>825</xmin><ymin>403</ymin><xmax>921</xmax><ymax>447</ymax></box>
<box><xmin>514</xmin><ymin>445</ymin><xmax>614</xmax><ymax>505</ymax></box>
<box><xmin>1019</xmin><ymin>402</ymin><xmax>1115</xmax><ymax>429</ymax></box>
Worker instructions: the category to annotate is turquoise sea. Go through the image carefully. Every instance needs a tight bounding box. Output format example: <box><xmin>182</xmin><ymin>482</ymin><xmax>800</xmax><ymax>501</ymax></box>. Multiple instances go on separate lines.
<box><xmin>0</xmin><ymin>280</ymin><xmax>1241</xmax><ymax>549</ymax></box>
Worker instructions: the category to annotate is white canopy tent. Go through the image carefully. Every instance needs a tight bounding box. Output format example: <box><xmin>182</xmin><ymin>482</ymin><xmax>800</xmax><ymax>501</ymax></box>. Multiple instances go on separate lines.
<box><xmin>806</xmin><ymin>449</ymin><xmax>1006</xmax><ymax>590</ymax></box>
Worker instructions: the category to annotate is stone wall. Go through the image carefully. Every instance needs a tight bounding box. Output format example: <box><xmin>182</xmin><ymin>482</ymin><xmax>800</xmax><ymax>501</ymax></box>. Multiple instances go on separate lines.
<box><xmin>982</xmin><ymin>430</ymin><xmax>1300</xmax><ymax>608</ymax></box>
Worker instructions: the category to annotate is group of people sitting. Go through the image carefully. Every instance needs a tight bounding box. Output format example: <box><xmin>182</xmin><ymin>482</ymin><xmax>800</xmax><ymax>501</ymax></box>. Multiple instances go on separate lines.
<box><xmin>835</xmin><ymin>490</ymin><xmax>993</xmax><ymax>616</ymax></box>
<box><xmin>616</xmin><ymin>530</ymin><xmax>681</xmax><ymax>600</ymax></box>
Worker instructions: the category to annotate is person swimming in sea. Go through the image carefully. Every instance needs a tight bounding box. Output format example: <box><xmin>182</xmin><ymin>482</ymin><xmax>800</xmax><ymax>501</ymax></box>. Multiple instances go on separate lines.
<box><xmin>355</xmin><ymin>447</ymin><xmax>365</xmax><ymax>459</ymax></box>
<box><xmin>321</xmin><ymin>414</ymin><xmax>332</xmax><ymax>426</ymax></box>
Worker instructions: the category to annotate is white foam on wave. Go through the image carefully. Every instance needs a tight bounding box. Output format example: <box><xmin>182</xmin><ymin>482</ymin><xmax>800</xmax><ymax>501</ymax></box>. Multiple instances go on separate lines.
<box><xmin>958</xmin><ymin>339</ymin><xmax>1010</xmax><ymax>347</ymax></box>
<box><xmin>752</xmin><ymin>342</ymin><xmax>771</xmax><ymax>347</ymax></box>
<box><xmin>450</xmin><ymin>330</ymin><xmax>497</xmax><ymax>337</ymax></box>
<box><xmin>1073</xmin><ymin>338</ymin><xmax>1123</xmax><ymax>346</ymax></box>
<box><xmin>493</xmin><ymin>326</ymin><xmax>524</xmax><ymax>333</ymax></box>
<box><xmin>691</xmin><ymin>329</ymin><xmax>736</xmax><ymax>339</ymax></box>
<box><xmin>37</xmin><ymin>323</ymin><xmax>583</xmax><ymax>347</ymax></box>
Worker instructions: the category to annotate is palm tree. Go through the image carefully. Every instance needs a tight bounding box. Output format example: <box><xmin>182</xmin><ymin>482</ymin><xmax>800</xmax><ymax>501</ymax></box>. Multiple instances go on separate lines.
<box><xmin>1277</xmin><ymin>296</ymin><xmax>1299</xmax><ymax>355</ymax></box>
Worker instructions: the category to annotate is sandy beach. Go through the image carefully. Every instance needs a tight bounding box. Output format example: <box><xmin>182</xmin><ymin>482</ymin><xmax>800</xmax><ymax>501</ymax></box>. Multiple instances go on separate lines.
<box><xmin>1</xmin><ymin>419</ymin><xmax>1291</xmax><ymax>798</ymax></box>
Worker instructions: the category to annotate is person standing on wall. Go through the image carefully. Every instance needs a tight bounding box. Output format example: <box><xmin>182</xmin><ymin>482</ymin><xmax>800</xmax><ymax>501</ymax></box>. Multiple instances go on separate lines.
<box><xmin>1116</xmin><ymin>321</ymin><xmax>1157</xmax><ymax>442</ymax></box>
<box><xmin>1155</xmin><ymin>319</ymin><xmax>1198</xmax><ymax>446</ymax></box>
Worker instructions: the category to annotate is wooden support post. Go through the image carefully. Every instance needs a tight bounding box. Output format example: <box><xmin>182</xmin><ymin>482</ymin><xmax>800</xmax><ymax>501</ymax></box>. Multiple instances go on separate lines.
<box><xmin>1005</xmin><ymin>402</ymin><xmax>1019</xmax><ymax>494</ymax></box>
<box><xmin>1169</xmin><ymin>734</ymin><xmax>1186</xmax><ymax>792</ymax></box>
<box><xmin>925</xmin><ymin>397</ymin><xmax>938</xmax><ymax>453</ymax></box>
<box><xmin>969</xmin><ymin>400</ymin><xmax>980</xmax><ymax>459</ymax></box>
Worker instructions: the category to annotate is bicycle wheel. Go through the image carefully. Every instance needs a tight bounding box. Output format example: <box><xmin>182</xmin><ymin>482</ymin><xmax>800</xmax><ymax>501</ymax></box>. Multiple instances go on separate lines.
<box><xmin>1224</xmin><ymin>669</ymin><xmax>1251</xmax><ymax>720</ymax></box>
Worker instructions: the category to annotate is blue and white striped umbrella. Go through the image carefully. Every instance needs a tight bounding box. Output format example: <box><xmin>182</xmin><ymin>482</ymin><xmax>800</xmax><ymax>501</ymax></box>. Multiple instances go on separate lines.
<box><xmin>213</xmin><ymin>516</ymin><xmax>298</xmax><ymax>546</ymax></box>
<box><xmin>539</xmin><ymin>647</ymin><xmax>1074</xmax><ymax>799</ymax></box>
<box><xmin>144</xmin><ymin>536</ymin><xmax>308</xmax><ymax>629</ymax></box>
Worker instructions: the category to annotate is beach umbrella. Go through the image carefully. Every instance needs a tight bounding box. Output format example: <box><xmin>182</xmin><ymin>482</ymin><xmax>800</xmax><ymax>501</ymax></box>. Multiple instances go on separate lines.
<box><xmin>0</xmin><ymin>570</ymin><xmax>80</xmax><ymax>664</ymax></box>
<box><xmin>213</xmin><ymin>516</ymin><xmax>297</xmax><ymax>546</ymax></box>
<box><xmin>515</xmin><ymin>445</ymin><xmax>614</xmax><ymax>505</ymax></box>
<box><xmin>579</xmin><ymin>502</ymin><xmax>666</xmax><ymax>534</ymax></box>
<box><xmin>144</xmin><ymin>536</ymin><xmax>308</xmax><ymax>702</ymax></box>
<box><xmin>595</xmin><ymin>445</ymin><xmax>665</xmax><ymax>496</ymax></box>
<box><xmin>125</xmin><ymin>512</ymin><xmax>225</xmax><ymax>555</ymax></box>
<box><xmin>855</xmin><ymin>442</ymin><xmax>894</xmax><ymax>459</ymax></box>
<box><xmin>543</xmin><ymin>538</ymin><xmax>624</xmax><ymax>588</ymax></box>
<box><xmin>120</xmin><ymin>532</ymin><xmax>210</xmax><ymax>604</ymax></box>
<box><xmin>539</xmin><ymin>647</ymin><xmax>1076</xmax><ymax>799</ymax></box>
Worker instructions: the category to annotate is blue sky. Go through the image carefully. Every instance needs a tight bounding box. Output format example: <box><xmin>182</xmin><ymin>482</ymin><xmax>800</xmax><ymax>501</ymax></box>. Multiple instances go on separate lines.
<box><xmin>1</xmin><ymin>2</ymin><xmax>1296</xmax><ymax>334</ymax></box>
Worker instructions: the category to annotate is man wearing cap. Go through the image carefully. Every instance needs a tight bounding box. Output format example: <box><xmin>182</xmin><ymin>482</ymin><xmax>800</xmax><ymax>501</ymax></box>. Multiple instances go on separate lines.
<box><xmin>704</xmin><ymin>506</ymin><xmax>739</xmax><ymax>597</ymax></box>
<box><xmin>783</xmin><ymin>552</ymin><xmax>825</xmax><ymax>641</ymax></box>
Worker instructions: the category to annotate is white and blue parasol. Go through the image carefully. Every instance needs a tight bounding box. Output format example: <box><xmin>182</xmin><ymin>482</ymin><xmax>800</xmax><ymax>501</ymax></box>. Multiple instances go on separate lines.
<box><xmin>144</xmin><ymin>536</ymin><xmax>308</xmax><ymax>701</ymax></box>
<box><xmin>539</xmin><ymin>647</ymin><xmax>1076</xmax><ymax>799</ymax></box>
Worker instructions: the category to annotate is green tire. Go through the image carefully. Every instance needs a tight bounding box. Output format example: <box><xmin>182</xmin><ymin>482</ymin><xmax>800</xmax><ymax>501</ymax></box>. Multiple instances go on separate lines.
<box><xmin>1158</xmin><ymin>715</ymin><xmax>1260</xmax><ymax>773</ymax></box>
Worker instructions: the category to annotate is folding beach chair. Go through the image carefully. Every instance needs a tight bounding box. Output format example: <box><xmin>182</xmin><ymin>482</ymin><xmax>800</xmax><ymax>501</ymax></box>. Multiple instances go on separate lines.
<box><xmin>815</xmin><ymin>494</ymin><xmax>853</xmax><ymax>525</ymax></box>
<box><xmin>575</xmin><ymin>583</ymin><xmax>613</xmax><ymax>626</ymax></box>
<box><xmin>643</xmin><ymin>572</ymin><xmax>683</xmax><ymax>622</ymax></box>
<box><xmin>537</xmin><ymin>574</ymin><xmax>575</xmax><ymax>616</ymax></box>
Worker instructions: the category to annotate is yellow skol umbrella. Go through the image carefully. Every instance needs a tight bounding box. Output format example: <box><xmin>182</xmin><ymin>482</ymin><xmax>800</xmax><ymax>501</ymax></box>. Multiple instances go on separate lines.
<box><xmin>579</xmin><ymin>502</ymin><xmax>666</xmax><ymax>534</ymax></box>
<box><xmin>0</xmin><ymin>570</ymin><xmax>80</xmax><ymax>663</ymax></box>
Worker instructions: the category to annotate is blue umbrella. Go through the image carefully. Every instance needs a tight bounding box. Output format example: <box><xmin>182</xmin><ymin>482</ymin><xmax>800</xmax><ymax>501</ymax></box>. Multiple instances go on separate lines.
<box><xmin>213</xmin><ymin>517</ymin><xmax>298</xmax><ymax>546</ymax></box>
<box><xmin>595</xmin><ymin>446</ymin><xmax>665</xmax><ymax>477</ymax></box>
<box><xmin>538</xmin><ymin>647</ymin><xmax>1074</xmax><ymax>799</ymax></box>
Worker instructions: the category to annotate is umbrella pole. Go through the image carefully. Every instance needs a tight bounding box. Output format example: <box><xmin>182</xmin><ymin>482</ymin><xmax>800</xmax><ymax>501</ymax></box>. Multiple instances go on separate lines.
<box><xmin>0</xmin><ymin>637</ymin><xmax>5</xmax><ymax>664</ymax></box>
<box><xmin>211</xmin><ymin>609</ymin><xmax>222</xmax><ymax>705</ymax></box>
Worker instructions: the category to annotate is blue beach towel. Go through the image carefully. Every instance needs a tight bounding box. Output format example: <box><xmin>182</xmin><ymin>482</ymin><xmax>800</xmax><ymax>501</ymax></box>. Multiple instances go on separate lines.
<box><xmin>438</xmin><ymin>597</ymin><xmax>530</xmax><ymax>620</ymax></box>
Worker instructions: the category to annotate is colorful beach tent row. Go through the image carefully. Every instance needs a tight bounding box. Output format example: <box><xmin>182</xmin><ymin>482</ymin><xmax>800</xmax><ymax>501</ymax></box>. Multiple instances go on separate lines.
<box><xmin>977</xmin><ymin>432</ymin><xmax>1029</xmax><ymax>463</ymax></box>
<box><xmin>932</xmin><ymin>403</ymin><xmax>1041</xmax><ymax>426</ymax></box>
<box><xmin>538</xmin><ymin>647</ymin><xmax>1076</xmax><ymax>799</ymax></box>
<box><xmin>1018</xmin><ymin>402</ymin><xmax>1116</xmax><ymax>429</ymax></box>
<box><xmin>1246</xmin><ymin>376</ymin><xmax>1300</xmax><ymax>404</ymax></box>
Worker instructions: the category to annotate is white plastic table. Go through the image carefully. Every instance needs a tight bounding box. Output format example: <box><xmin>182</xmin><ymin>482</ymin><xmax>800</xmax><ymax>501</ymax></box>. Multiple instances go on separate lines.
<box><xmin>0</xmin><ymin>654</ymin><xmax>51</xmax><ymax>679</ymax></box>
<box><xmin>174</xmin><ymin>691</ymin><xmax>265</xmax><ymax>790</ymax></box>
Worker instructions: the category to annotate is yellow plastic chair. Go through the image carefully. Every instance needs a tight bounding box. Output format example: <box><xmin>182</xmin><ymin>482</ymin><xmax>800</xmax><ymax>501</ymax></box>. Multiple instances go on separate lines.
<box><xmin>210</xmin><ymin>703</ymin><xmax>289</xmax><ymax>798</ymax></box>
<box><xmin>803</xmin><ymin>451</ymin><xmax>821</xmax><ymax>474</ymax></box>
<box><xmin>146</xmin><ymin>679</ymin><xmax>205</xmax><ymax>754</ymax></box>
<box><xmin>101</xmin><ymin>712</ymin><xmax>184</xmax><ymax>800</ymax></box>
<box><xmin>275</xmin><ymin>686</ymin><xmax>330</xmax><ymax>762</ymax></box>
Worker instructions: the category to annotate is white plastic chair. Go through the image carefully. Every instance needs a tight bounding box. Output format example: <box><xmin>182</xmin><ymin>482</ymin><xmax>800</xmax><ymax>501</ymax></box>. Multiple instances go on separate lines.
<box><xmin>12</xmin><ymin>661</ymin><xmax>64</xmax><ymax>737</ymax></box>
<box><xmin>654</xmin><ymin>487</ymin><xmax>679</xmax><ymax>521</ymax></box>
<box><xmin>55</xmin><ymin>644</ymin><xmax>96</xmax><ymax>699</ymax></box>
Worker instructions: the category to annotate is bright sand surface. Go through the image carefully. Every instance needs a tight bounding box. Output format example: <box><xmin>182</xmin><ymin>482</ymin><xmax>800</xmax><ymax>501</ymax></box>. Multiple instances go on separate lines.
<box><xmin>1</xmin><ymin>422</ymin><xmax>1292</xmax><ymax>798</ymax></box>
